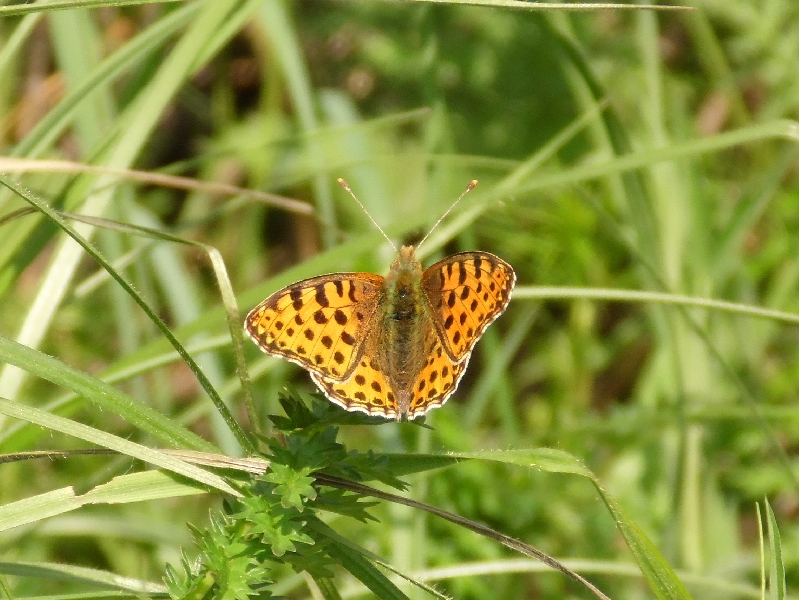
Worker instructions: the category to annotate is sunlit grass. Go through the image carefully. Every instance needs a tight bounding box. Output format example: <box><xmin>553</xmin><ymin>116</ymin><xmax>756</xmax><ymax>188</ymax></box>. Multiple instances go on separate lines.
<box><xmin>0</xmin><ymin>0</ymin><xmax>797</xmax><ymax>598</ymax></box>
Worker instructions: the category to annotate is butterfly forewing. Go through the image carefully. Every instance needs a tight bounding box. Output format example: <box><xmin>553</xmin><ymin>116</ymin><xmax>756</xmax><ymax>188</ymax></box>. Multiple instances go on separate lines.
<box><xmin>421</xmin><ymin>252</ymin><xmax>516</xmax><ymax>362</ymax></box>
<box><xmin>245</xmin><ymin>273</ymin><xmax>383</xmax><ymax>381</ymax></box>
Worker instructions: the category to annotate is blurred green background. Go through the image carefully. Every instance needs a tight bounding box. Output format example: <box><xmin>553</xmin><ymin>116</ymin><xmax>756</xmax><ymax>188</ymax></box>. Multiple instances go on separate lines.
<box><xmin>0</xmin><ymin>0</ymin><xmax>798</xmax><ymax>598</ymax></box>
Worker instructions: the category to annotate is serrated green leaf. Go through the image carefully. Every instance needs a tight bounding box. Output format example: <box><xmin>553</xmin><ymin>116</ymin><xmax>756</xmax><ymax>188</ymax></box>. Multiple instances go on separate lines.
<box><xmin>264</xmin><ymin>464</ymin><xmax>317</xmax><ymax>510</ymax></box>
<box><xmin>313</xmin><ymin>488</ymin><xmax>379</xmax><ymax>523</ymax></box>
<box><xmin>238</xmin><ymin>500</ymin><xmax>314</xmax><ymax>558</ymax></box>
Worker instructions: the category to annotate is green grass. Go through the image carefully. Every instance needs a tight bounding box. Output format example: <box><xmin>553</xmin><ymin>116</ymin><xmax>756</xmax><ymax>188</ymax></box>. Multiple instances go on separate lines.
<box><xmin>0</xmin><ymin>0</ymin><xmax>797</xmax><ymax>598</ymax></box>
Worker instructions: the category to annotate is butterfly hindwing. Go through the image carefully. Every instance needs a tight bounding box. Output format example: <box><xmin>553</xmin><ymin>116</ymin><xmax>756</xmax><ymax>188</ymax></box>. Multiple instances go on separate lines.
<box><xmin>405</xmin><ymin>333</ymin><xmax>469</xmax><ymax>419</ymax></box>
<box><xmin>310</xmin><ymin>336</ymin><xmax>399</xmax><ymax>418</ymax></box>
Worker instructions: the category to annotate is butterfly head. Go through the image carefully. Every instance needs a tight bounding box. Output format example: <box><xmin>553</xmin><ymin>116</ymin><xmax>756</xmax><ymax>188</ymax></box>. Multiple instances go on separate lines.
<box><xmin>385</xmin><ymin>245</ymin><xmax>423</xmax><ymax>303</ymax></box>
<box><xmin>394</xmin><ymin>245</ymin><xmax>420</xmax><ymax>271</ymax></box>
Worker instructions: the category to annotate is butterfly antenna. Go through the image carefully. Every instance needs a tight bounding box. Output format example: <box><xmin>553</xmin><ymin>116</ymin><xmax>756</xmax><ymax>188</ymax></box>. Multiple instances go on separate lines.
<box><xmin>337</xmin><ymin>178</ymin><xmax>397</xmax><ymax>252</ymax></box>
<box><xmin>417</xmin><ymin>180</ymin><xmax>478</xmax><ymax>251</ymax></box>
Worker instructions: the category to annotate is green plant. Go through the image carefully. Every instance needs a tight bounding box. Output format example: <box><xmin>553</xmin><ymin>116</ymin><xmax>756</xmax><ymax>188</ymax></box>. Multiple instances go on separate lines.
<box><xmin>0</xmin><ymin>0</ymin><xmax>798</xmax><ymax>598</ymax></box>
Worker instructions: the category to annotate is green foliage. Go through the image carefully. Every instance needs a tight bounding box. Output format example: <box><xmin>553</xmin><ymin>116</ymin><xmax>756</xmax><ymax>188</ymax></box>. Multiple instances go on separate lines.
<box><xmin>159</xmin><ymin>392</ymin><xmax>703</xmax><ymax>599</ymax></box>
<box><xmin>263</xmin><ymin>464</ymin><xmax>317</xmax><ymax>511</ymax></box>
<box><xmin>765</xmin><ymin>499</ymin><xmax>787</xmax><ymax>600</ymax></box>
<box><xmin>163</xmin><ymin>393</ymin><xmax>413</xmax><ymax>599</ymax></box>
<box><xmin>0</xmin><ymin>0</ymin><xmax>798</xmax><ymax>598</ymax></box>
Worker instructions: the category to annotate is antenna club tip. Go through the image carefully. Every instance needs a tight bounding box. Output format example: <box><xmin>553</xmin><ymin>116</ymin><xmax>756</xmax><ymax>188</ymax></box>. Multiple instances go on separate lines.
<box><xmin>337</xmin><ymin>178</ymin><xmax>349</xmax><ymax>189</ymax></box>
<box><xmin>468</xmin><ymin>180</ymin><xmax>478</xmax><ymax>190</ymax></box>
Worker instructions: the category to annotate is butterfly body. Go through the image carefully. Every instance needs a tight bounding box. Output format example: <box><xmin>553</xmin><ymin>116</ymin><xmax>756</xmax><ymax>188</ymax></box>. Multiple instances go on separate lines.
<box><xmin>246</xmin><ymin>245</ymin><xmax>515</xmax><ymax>421</ymax></box>
<box><xmin>377</xmin><ymin>246</ymin><xmax>433</xmax><ymax>416</ymax></box>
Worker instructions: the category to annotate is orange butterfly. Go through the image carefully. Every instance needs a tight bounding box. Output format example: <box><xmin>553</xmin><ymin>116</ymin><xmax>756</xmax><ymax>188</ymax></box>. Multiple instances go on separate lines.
<box><xmin>246</xmin><ymin>181</ymin><xmax>515</xmax><ymax>421</ymax></box>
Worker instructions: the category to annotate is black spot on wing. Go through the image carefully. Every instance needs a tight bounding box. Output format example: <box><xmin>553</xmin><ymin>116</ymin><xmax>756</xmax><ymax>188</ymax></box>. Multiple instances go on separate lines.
<box><xmin>315</xmin><ymin>284</ymin><xmax>329</xmax><ymax>308</ymax></box>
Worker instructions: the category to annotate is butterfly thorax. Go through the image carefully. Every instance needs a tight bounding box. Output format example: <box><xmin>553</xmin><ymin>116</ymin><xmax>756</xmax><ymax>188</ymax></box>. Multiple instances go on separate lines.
<box><xmin>384</xmin><ymin>245</ymin><xmax>423</xmax><ymax>319</ymax></box>
<box><xmin>379</xmin><ymin>245</ymin><xmax>430</xmax><ymax>417</ymax></box>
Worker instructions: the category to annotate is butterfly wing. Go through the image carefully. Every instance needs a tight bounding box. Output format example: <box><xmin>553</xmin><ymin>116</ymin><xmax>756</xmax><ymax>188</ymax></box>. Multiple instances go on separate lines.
<box><xmin>421</xmin><ymin>252</ymin><xmax>515</xmax><ymax>362</ymax></box>
<box><xmin>404</xmin><ymin>330</ymin><xmax>469</xmax><ymax>420</ymax></box>
<box><xmin>309</xmin><ymin>333</ymin><xmax>399</xmax><ymax>419</ymax></box>
<box><xmin>247</xmin><ymin>250</ymin><xmax>515</xmax><ymax>421</ymax></box>
<box><xmin>310</xmin><ymin>314</ymin><xmax>469</xmax><ymax>421</ymax></box>
<box><xmin>245</xmin><ymin>273</ymin><xmax>383</xmax><ymax>381</ymax></box>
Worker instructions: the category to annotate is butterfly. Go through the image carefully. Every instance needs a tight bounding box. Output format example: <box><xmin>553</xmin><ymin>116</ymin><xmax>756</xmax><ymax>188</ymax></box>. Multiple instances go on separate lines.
<box><xmin>245</xmin><ymin>181</ymin><xmax>515</xmax><ymax>421</ymax></box>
